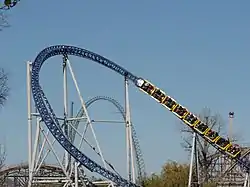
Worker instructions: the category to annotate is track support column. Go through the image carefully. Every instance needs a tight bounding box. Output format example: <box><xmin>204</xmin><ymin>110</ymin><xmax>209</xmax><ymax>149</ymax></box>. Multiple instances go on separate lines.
<box><xmin>194</xmin><ymin>131</ymin><xmax>200</xmax><ymax>186</ymax></box>
<box><xmin>63</xmin><ymin>55</ymin><xmax>70</xmax><ymax>176</ymax></box>
<box><xmin>71</xmin><ymin>101</ymin><xmax>79</xmax><ymax>187</ymax></box>
<box><xmin>228</xmin><ymin>112</ymin><xmax>234</xmax><ymax>142</ymax></box>
<box><xmin>125</xmin><ymin>76</ymin><xmax>136</xmax><ymax>183</ymax></box>
<box><xmin>244</xmin><ymin>172</ymin><xmax>250</xmax><ymax>187</ymax></box>
<box><xmin>188</xmin><ymin>132</ymin><xmax>197</xmax><ymax>187</ymax></box>
<box><xmin>27</xmin><ymin>61</ymin><xmax>33</xmax><ymax>187</ymax></box>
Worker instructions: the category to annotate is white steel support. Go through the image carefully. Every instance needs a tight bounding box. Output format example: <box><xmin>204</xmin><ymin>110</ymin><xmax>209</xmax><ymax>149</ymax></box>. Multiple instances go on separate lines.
<box><xmin>26</xmin><ymin>61</ymin><xmax>73</xmax><ymax>186</ymax></box>
<box><xmin>125</xmin><ymin>77</ymin><xmax>131</xmax><ymax>182</ymax></box>
<box><xmin>66</xmin><ymin>58</ymin><xmax>114</xmax><ymax>187</ymax></box>
<box><xmin>71</xmin><ymin>102</ymin><xmax>79</xmax><ymax>187</ymax></box>
<box><xmin>74</xmin><ymin>162</ymin><xmax>79</xmax><ymax>187</ymax></box>
<box><xmin>39</xmin><ymin>125</ymin><xmax>71</xmax><ymax>180</ymax></box>
<box><xmin>37</xmin><ymin>108</ymin><xmax>44</xmax><ymax>164</ymax></box>
<box><xmin>35</xmin><ymin>122</ymin><xmax>65</xmax><ymax>173</ymax></box>
<box><xmin>27</xmin><ymin>58</ymin><xmax>120</xmax><ymax>187</ymax></box>
<box><xmin>66</xmin><ymin>57</ymin><xmax>115</xmax><ymax>187</ymax></box>
<box><xmin>188</xmin><ymin>132</ymin><xmax>196</xmax><ymax>187</ymax></box>
<box><xmin>30</xmin><ymin>117</ymin><xmax>42</xmax><ymax>178</ymax></box>
<box><xmin>194</xmin><ymin>133</ymin><xmax>199</xmax><ymax>185</ymax></box>
<box><xmin>27</xmin><ymin>61</ymin><xmax>33</xmax><ymax>187</ymax></box>
<box><xmin>66</xmin><ymin>57</ymin><xmax>107</xmax><ymax>168</ymax></box>
<box><xmin>229</xmin><ymin>112</ymin><xmax>234</xmax><ymax>142</ymax></box>
<box><xmin>30</xmin><ymin>116</ymin><xmax>73</xmax><ymax>185</ymax></box>
<box><xmin>70</xmin><ymin>102</ymin><xmax>74</xmax><ymax>143</ymax></box>
<box><xmin>244</xmin><ymin>172</ymin><xmax>249</xmax><ymax>187</ymax></box>
<box><xmin>63</xmin><ymin>55</ymin><xmax>70</xmax><ymax>174</ymax></box>
<box><xmin>124</xmin><ymin>76</ymin><xmax>136</xmax><ymax>183</ymax></box>
<box><xmin>228</xmin><ymin>112</ymin><xmax>234</xmax><ymax>182</ymax></box>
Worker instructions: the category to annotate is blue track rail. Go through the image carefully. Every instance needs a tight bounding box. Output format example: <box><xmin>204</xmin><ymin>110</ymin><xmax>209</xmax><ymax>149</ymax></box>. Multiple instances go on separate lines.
<box><xmin>74</xmin><ymin>96</ymin><xmax>147</xmax><ymax>184</ymax></box>
<box><xmin>31</xmin><ymin>45</ymin><xmax>140</xmax><ymax>187</ymax></box>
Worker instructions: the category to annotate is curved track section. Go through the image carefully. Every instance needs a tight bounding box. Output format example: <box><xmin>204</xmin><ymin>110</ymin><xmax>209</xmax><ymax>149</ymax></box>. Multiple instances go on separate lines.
<box><xmin>0</xmin><ymin>164</ymin><xmax>66</xmax><ymax>186</ymax></box>
<box><xmin>0</xmin><ymin>164</ymin><xmax>64</xmax><ymax>176</ymax></box>
<box><xmin>31</xmin><ymin>45</ymin><xmax>250</xmax><ymax>186</ymax></box>
<box><xmin>31</xmin><ymin>45</ymin><xmax>139</xmax><ymax>187</ymax></box>
<box><xmin>72</xmin><ymin>96</ymin><xmax>146</xmax><ymax>184</ymax></box>
<box><xmin>0</xmin><ymin>163</ymin><xmax>97</xmax><ymax>187</ymax></box>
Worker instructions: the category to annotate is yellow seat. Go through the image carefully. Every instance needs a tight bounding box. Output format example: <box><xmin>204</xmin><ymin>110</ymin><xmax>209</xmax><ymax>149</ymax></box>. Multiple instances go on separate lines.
<box><xmin>204</xmin><ymin>129</ymin><xmax>220</xmax><ymax>143</ymax></box>
<box><xmin>215</xmin><ymin>137</ymin><xmax>231</xmax><ymax>150</ymax></box>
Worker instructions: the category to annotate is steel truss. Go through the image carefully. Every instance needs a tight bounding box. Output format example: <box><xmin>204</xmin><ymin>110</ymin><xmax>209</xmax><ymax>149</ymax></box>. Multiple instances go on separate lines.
<box><xmin>0</xmin><ymin>164</ymin><xmax>75</xmax><ymax>186</ymax></box>
<box><xmin>0</xmin><ymin>163</ymin><xmax>118</xmax><ymax>186</ymax></box>
<box><xmin>213</xmin><ymin>147</ymin><xmax>250</xmax><ymax>186</ymax></box>
<box><xmin>187</xmin><ymin>114</ymin><xmax>250</xmax><ymax>186</ymax></box>
<box><xmin>27</xmin><ymin>60</ymin><xmax>100</xmax><ymax>187</ymax></box>
<box><xmin>78</xmin><ymin>95</ymin><xmax>146</xmax><ymax>184</ymax></box>
<box><xmin>26</xmin><ymin>54</ymin><xmax>139</xmax><ymax>186</ymax></box>
<box><xmin>188</xmin><ymin>136</ymin><xmax>250</xmax><ymax>187</ymax></box>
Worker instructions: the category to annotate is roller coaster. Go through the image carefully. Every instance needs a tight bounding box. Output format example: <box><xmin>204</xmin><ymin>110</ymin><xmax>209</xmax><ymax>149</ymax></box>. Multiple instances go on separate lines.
<box><xmin>61</xmin><ymin>95</ymin><xmax>146</xmax><ymax>184</ymax></box>
<box><xmin>30</xmin><ymin>45</ymin><xmax>250</xmax><ymax>187</ymax></box>
<box><xmin>79</xmin><ymin>96</ymin><xmax>146</xmax><ymax>183</ymax></box>
<box><xmin>0</xmin><ymin>163</ymin><xmax>99</xmax><ymax>186</ymax></box>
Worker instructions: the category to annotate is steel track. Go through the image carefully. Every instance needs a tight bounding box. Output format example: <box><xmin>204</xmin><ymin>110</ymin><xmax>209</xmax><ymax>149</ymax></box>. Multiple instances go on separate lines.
<box><xmin>31</xmin><ymin>45</ymin><xmax>139</xmax><ymax>187</ymax></box>
<box><xmin>31</xmin><ymin>45</ymin><xmax>250</xmax><ymax>187</ymax></box>
<box><xmin>72</xmin><ymin>96</ymin><xmax>147</xmax><ymax>184</ymax></box>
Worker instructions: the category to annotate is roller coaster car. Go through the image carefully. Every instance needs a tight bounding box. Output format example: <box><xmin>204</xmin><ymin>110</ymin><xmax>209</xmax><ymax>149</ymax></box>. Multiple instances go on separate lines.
<box><xmin>204</xmin><ymin>129</ymin><xmax>220</xmax><ymax>142</ymax></box>
<box><xmin>226</xmin><ymin>144</ymin><xmax>241</xmax><ymax>158</ymax></box>
<box><xmin>152</xmin><ymin>89</ymin><xmax>166</xmax><ymax>103</ymax></box>
<box><xmin>183</xmin><ymin>113</ymin><xmax>198</xmax><ymax>126</ymax></box>
<box><xmin>215</xmin><ymin>137</ymin><xmax>231</xmax><ymax>150</ymax></box>
<box><xmin>139</xmin><ymin>80</ymin><xmax>155</xmax><ymax>95</ymax></box>
<box><xmin>194</xmin><ymin>121</ymin><xmax>209</xmax><ymax>135</ymax></box>
<box><xmin>173</xmin><ymin>105</ymin><xmax>188</xmax><ymax>119</ymax></box>
<box><xmin>163</xmin><ymin>96</ymin><xmax>177</xmax><ymax>110</ymax></box>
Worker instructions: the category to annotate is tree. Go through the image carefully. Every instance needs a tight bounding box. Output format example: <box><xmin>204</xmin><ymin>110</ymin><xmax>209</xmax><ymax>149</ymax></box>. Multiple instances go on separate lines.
<box><xmin>144</xmin><ymin>161</ymin><xmax>190</xmax><ymax>187</ymax></box>
<box><xmin>180</xmin><ymin>107</ymin><xmax>227</xmax><ymax>183</ymax></box>
<box><xmin>0</xmin><ymin>11</ymin><xmax>9</xmax><ymax>31</ymax></box>
<box><xmin>0</xmin><ymin>68</ymin><xmax>9</xmax><ymax>107</ymax></box>
<box><xmin>0</xmin><ymin>145</ymin><xmax>6</xmax><ymax>185</ymax></box>
<box><xmin>160</xmin><ymin>161</ymin><xmax>189</xmax><ymax>187</ymax></box>
<box><xmin>0</xmin><ymin>68</ymin><xmax>9</xmax><ymax>185</ymax></box>
<box><xmin>144</xmin><ymin>160</ymin><xmax>218</xmax><ymax>187</ymax></box>
<box><xmin>144</xmin><ymin>173</ymin><xmax>163</xmax><ymax>187</ymax></box>
<box><xmin>0</xmin><ymin>146</ymin><xmax>5</xmax><ymax>169</ymax></box>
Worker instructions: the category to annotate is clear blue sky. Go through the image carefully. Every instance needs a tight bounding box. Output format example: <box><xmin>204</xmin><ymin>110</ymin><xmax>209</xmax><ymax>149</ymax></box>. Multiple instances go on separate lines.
<box><xmin>0</xmin><ymin>0</ymin><xmax>250</xmax><ymax>178</ymax></box>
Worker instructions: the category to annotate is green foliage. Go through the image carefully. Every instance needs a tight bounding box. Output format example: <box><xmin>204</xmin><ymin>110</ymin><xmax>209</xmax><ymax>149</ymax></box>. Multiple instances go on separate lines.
<box><xmin>144</xmin><ymin>173</ymin><xmax>163</xmax><ymax>187</ymax></box>
<box><xmin>203</xmin><ymin>182</ymin><xmax>217</xmax><ymax>187</ymax></box>
<box><xmin>144</xmin><ymin>160</ymin><xmax>217</xmax><ymax>187</ymax></box>
<box><xmin>161</xmin><ymin>161</ymin><xmax>189</xmax><ymax>187</ymax></box>
<box><xmin>144</xmin><ymin>161</ymin><xmax>189</xmax><ymax>187</ymax></box>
